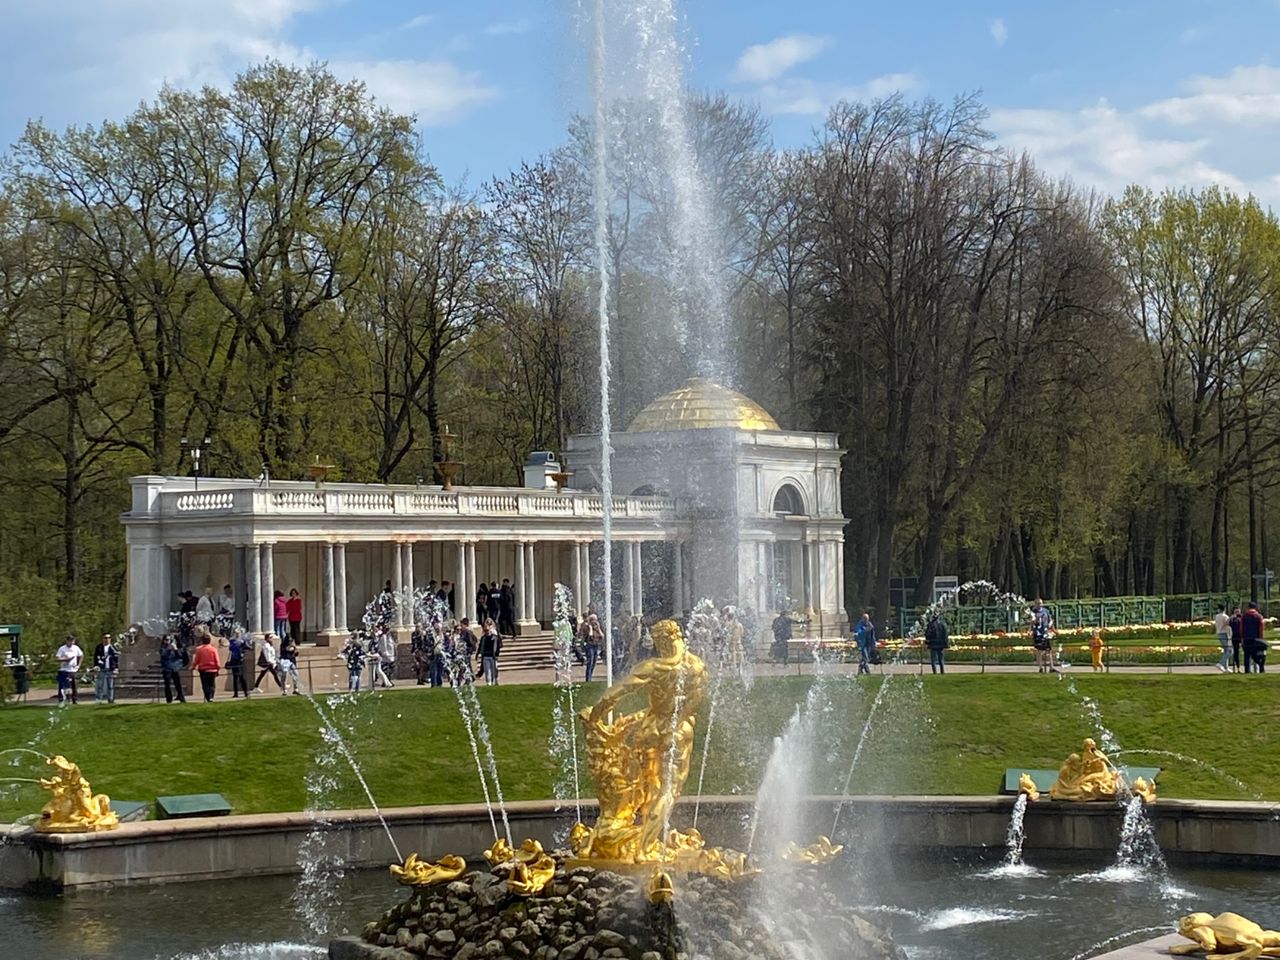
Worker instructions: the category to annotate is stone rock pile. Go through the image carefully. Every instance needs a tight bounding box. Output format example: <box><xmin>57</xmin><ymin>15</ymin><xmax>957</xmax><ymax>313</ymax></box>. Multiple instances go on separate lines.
<box><xmin>330</xmin><ymin>862</ymin><xmax>904</xmax><ymax>960</ymax></box>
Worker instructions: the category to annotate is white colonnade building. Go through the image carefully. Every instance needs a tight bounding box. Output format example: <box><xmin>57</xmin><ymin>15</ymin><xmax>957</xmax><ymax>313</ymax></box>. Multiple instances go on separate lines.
<box><xmin>122</xmin><ymin>379</ymin><xmax>848</xmax><ymax>643</ymax></box>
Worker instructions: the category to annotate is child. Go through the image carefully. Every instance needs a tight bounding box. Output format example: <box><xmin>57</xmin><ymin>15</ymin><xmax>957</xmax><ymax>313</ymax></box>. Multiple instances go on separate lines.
<box><xmin>1089</xmin><ymin>629</ymin><xmax>1104</xmax><ymax>672</ymax></box>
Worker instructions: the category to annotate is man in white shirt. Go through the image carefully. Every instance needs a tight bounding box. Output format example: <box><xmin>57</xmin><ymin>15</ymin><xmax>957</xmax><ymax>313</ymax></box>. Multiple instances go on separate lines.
<box><xmin>56</xmin><ymin>635</ymin><xmax>83</xmax><ymax>704</ymax></box>
<box><xmin>195</xmin><ymin>587</ymin><xmax>216</xmax><ymax>624</ymax></box>
<box><xmin>1213</xmin><ymin>604</ymin><xmax>1232</xmax><ymax>673</ymax></box>
<box><xmin>218</xmin><ymin>584</ymin><xmax>235</xmax><ymax>617</ymax></box>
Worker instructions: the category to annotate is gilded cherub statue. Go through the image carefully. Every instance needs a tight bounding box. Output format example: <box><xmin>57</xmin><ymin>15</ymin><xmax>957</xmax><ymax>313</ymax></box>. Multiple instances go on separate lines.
<box><xmin>575</xmin><ymin>618</ymin><xmax>708</xmax><ymax>863</ymax></box>
<box><xmin>1049</xmin><ymin>738</ymin><xmax>1119</xmax><ymax>802</ymax></box>
<box><xmin>36</xmin><ymin>755</ymin><xmax>119</xmax><ymax>833</ymax></box>
<box><xmin>1018</xmin><ymin>772</ymin><xmax>1040</xmax><ymax>802</ymax></box>
<box><xmin>389</xmin><ymin>853</ymin><xmax>466</xmax><ymax>887</ymax></box>
<box><xmin>780</xmin><ymin>836</ymin><xmax>844</xmax><ymax>866</ymax></box>
<box><xmin>1170</xmin><ymin>912</ymin><xmax>1280</xmax><ymax>957</ymax></box>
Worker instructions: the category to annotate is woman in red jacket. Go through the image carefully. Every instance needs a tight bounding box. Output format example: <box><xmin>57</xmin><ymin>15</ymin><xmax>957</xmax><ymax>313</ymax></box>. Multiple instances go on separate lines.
<box><xmin>191</xmin><ymin>632</ymin><xmax>222</xmax><ymax>702</ymax></box>
<box><xmin>287</xmin><ymin>588</ymin><xmax>303</xmax><ymax>644</ymax></box>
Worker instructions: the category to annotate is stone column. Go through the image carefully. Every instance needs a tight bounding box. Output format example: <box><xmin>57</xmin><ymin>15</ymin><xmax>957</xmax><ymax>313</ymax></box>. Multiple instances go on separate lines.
<box><xmin>232</xmin><ymin>546</ymin><xmax>247</xmax><ymax>628</ymax></box>
<box><xmin>812</xmin><ymin>540</ymin><xmax>823</xmax><ymax>614</ymax></box>
<box><xmin>515</xmin><ymin>540</ymin><xmax>527</xmax><ymax>622</ymax></box>
<box><xmin>580</xmin><ymin>542</ymin><xmax>592</xmax><ymax>611</ymax></box>
<box><xmin>572</xmin><ymin>541</ymin><xmax>584</xmax><ymax>615</ymax></box>
<box><xmin>455</xmin><ymin>542</ymin><xmax>468</xmax><ymax>621</ymax></box>
<box><xmin>392</xmin><ymin>541</ymin><xmax>405</xmax><ymax>627</ymax></box>
<box><xmin>633</xmin><ymin>541</ymin><xmax>644</xmax><ymax>616</ymax></box>
<box><xmin>467</xmin><ymin>541</ymin><xmax>479</xmax><ymax>623</ymax></box>
<box><xmin>322</xmin><ymin>542</ymin><xmax>336</xmax><ymax>633</ymax></box>
<box><xmin>334</xmin><ymin>542</ymin><xmax>348</xmax><ymax>636</ymax></box>
<box><xmin>622</xmin><ymin>540</ymin><xmax>635</xmax><ymax>615</ymax></box>
<box><xmin>404</xmin><ymin>542</ymin><xmax>415</xmax><ymax>604</ymax></box>
<box><xmin>756</xmin><ymin>542</ymin><xmax>769</xmax><ymax>613</ymax></box>
<box><xmin>525</xmin><ymin>541</ymin><xmax>538</xmax><ymax>626</ymax></box>
<box><xmin>801</xmin><ymin>541</ymin><xmax>813</xmax><ymax>614</ymax></box>
<box><xmin>835</xmin><ymin>539</ymin><xmax>846</xmax><ymax>622</ymax></box>
<box><xmin>261</xmin><ymin>542</ymin><xmax>275</xmax><ymax>633</ymax></box>
<box><xmin>671</xmin><ymin>542</ymin><xmax>684</xmax><ymax>618</ymax></box>
<box><xmin>246</xmin><ymin>545</ymin><xmax>262</xmax><ymax>634</ymax></box>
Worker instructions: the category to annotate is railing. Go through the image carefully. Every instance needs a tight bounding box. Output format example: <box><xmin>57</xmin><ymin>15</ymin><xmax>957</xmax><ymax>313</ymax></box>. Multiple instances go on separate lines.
<box><xmin>173</xmin><ymin>492</ymin><xmax>235</xmax><ymax>512</ymax></box>
<box><xmin>157</xmin><ymin>486</ymin><xmax>680</xmax><ymax>521</ymax></box>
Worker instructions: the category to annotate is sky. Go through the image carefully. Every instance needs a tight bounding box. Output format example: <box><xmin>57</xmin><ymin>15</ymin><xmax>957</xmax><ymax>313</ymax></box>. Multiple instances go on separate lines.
<box><xmin>1</xmin><ymin>0</ymin><xmax>1278</xmax><ymax>205</ymax></box>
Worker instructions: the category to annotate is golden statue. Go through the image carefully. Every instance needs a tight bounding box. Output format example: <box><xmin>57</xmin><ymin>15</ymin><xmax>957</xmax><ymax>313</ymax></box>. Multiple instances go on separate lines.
<box><xmin>575</xmin><ymin>618</ymin><xmax>709</xmax><ymax>864</ymax></box>
<box><xmin>780</xmin><ymin>836</ymin><xmax>844</xmax><ymax>866</ymax></box>
<box><xmin>1018</xmin><ymin>772</ymin><xmax>1040</xmax><ymax>802</ymax></box>
<box><xmin>505</xmin><ymin>841</ymin><xmax>556</xmax><ymax>897</ymax></box>
<box><xmin>1132</xmin><ymin>776</ymin><xmax>1157</xmax><ymax>804</ymax></box>
<box><xmin>36</xmin><ymin>755</ymin><xmax>118</xmax><ymax>833</ymax></box>
<box><xmin>645</xmin><ymin>868</ymin><xmax>675</xmax><ymax>905</ymax></box>
<box><xmin>389</xmin><ymin>853</ymin><xmax>466</xmax><ymax>887</ymax></box>
<box><xmin>1049</xmin><ymin>738</ymin><xmax>1157</xmax><ymax>803</ymax></box>
<box><xmin>1049</xmin><ymin>738</ymin><xmax>1120</xmax><ymax>801</ymax></box>
<box><xmin>483</xmin><ymin>838</ymin><xmax>516</xmax><ymax>865</ymax></box>
<box><xmin>1170</xmin><ymin>912</ymin><xmax>1280</xmax><ymax>957</ymax></box>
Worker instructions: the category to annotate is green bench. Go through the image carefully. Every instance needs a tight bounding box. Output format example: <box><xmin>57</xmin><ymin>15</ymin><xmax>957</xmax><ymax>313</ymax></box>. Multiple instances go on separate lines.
<box><xmin>155</xmin><ymin>793</ymin><xmax>232</xmax><ymax>819</ymax></box>
<box><xmin>1002</xmin><ymin>767</ymin><xmax>1160</xmax><ymax>795</ymax></box>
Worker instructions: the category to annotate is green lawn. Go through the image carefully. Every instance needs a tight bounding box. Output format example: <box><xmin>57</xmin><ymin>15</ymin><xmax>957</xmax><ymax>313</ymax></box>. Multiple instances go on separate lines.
<box><xmin>0</xmin><ymin>674</ymin><xmax>1274</xmax><ymax>822</ymax></box>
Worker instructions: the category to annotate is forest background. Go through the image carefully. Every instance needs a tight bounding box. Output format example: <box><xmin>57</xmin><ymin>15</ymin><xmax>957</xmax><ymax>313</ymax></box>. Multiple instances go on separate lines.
<box><xmin>3</xmin><ymin>62</ymin><xmax>1279</xmax><ymax>647</ymax></box>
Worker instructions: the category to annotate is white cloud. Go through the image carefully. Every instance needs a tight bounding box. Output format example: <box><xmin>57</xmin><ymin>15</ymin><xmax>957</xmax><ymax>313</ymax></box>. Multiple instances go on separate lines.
<box><xmin>1141</xmin><ymin>65</ymin><xmax>1280</xmax><ymax>125</ymax></box>
<box><xmin>756</xmin><ymin>72</ymin><xmax>922</xmax><ymax>116</ymax></box>
<box><xmin>990</xmin><ymin>18</ymin><xmax>1008</xmax><ymax>47</ymax></box>
<box><xmin>484</xmin><ymin>19</ymin><xmax>531</xmax><ymax>36</ymax></box>
<box><xmin>332</xmin><ymin>60</ymin><xmax>498</xmax><ymax>124</ymax></box>
<box><xmin>399</xmin><ymin>14</ymin><xmax>434</xmax><ymax>31</ymax></box>
<box><xmin>731</xmin><ymin>34</ymin><xmax>831</xmax><ymax>84</ymax></box>
<box><xmin>990</xmin><ymin>99</ymin><xmax>1271</xmax><ymax>205</ymax></box>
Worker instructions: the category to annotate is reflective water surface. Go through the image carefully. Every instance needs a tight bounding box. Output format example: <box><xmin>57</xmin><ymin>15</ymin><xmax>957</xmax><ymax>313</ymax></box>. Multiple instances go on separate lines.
<box><xmin>6</xmin><ymin>855</ymin><xmax>1280</xmax><ymax>960</ymax></box>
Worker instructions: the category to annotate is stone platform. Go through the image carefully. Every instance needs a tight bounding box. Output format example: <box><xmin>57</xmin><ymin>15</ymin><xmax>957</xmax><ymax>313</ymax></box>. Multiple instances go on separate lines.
<box><xmin>1089</xmin><ymin>934</ymin><xmax>1179</xmax><ymax>958</ymax></box>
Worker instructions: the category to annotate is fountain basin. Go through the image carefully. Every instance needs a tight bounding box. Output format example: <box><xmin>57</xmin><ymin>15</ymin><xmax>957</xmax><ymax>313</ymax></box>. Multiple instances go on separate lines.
<box><xmin>3</xmin><ymin>795</ymin><xmax>1278</xmax><ymax>891</ymax></box>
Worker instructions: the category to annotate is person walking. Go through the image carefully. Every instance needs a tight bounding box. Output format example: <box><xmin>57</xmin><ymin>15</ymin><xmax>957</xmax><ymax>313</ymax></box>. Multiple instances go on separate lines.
<box><xmin>1242</xmin><ymin>601</ymin><xmax>1267</xmax><ymax>674</ymax></box>
<box><xmin>192</xmin><ymin>633</ymin><xmax>221</xmax><ymax>702</ymax></box>
<box><xmin>583</xmin><ymin>613</ymin><xmax>603</xmax><ymax>682</ymax></box>
<box><xmin>498</xmin><ymin>579</ymin><xmax>515</xmax><ymax>636</ymax></box>
<box><xmin>1030</xmin><ymin>598</ymin><xmax>1054</xmax><ymax>673</ymax></box>
<box><xmin>370</xmin><ymin>629</ymin><xmax>396</xmax><ymax>689</ymax></box>
<box><xmin>771</xmin><ymin>611</ymin><xmax>796</xmax><ymax>666</ymax></box>
<box><xmin>477</xmin><ymin>618</ymin><xmax>502</xmax><ymax>685</ymax></box>
<box><xmin>279</xmin><ymin>633</ymin><xmax>301</xmax><ymax>694</ymax></box>
<box><xmin>271</xmin><ymin>590</ymin><xmax>289</xmax><ymax>639</ymax></box>
<box><xmin>339</xmin><ymin>634</ymin><xmax>365</xmax><ymax>692</ymax></box>
<box><xmin>1229</xmin><ymin>605</ymin><xmax>1244</xmax><ymax>672</ymax></box>
<box><xmin>286</xmin><ymin>588</ymin><xmax>303</xmax><ymax>644</ymax></box>
<box><xmin>55</xmin><ymin>634</ymin><xmax>83</xmax><ymax>704</ymax></box>
<box><xmin>1088</xmin><ymin>628</ymin><xmax>1105</xmax><ymax>672</ymax></box>
<box><xmin>429</xmin><ymin>620</ymin><xmax>446</xmax><ymax>688</ymax></box>
<box><xmin>226</xmin><ymin>630</ymin><xmax>250</xmax><ymax>698</ymax></box>
<box><xmin>1213</xmin><ymin>604</ymin><xmax>1232</xmax><ymax>673</ymax></box>
<box><xmin>924</xmin><ymin>613</ymin><xmax>949</xmax><ymax>675</ymax></box>
<box><xmin>254</xmin><ymin>634</ymin><xmax>284</xmax><ymax>692</ymax></box>
<box><xmin>92</xmin><ymin>634</ymin><xmax>119</xmax><ymax>704</ymax></box>
<box><xmin>723</xmin><ymin>607</ymin><xmax>746</xmax><ymax>678</ymax></box>
<box><xmin>160</xmin><ymin>636</ymin><xmax>187</xmax><ymax>703</ymax></box>
<box><xmin>854</xmin><ymin>612</ymin><xmax>876</xmax><ymax>676</ymax></box>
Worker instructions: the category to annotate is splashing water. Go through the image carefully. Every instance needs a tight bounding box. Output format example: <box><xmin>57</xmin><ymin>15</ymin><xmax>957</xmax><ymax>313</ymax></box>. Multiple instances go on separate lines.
<box><xmin>830</xmin><ymin>671</ymin><xmax>893</xmax><ymax>835</ymax></box>
<box><xmin>550</xmin><ymin>584</ymin><xmax>583</xmax><ymax>826</ymax></box>
<box><xmin>659</xmin><ymin>647</ymin><xmax>690</xmax><ymax>842</ymax></box>
<box><xmin>586</xmin><ymin>0</ymin><xmax>616</xmax><ymax>688</ymax></box>
<box><xmin>1003</xmin><ymin>793</ymin><xmax>1030</xmax><ymax>867</ymax></box>
<box><xmin>1066</xmin><ymin>927</ymin><xmax>1175</xmax><ymax>960</ymax></box>
<box><xmin>293</xmin><ymin>696</ymin><xmax>351</xmax><ymax>938</ymax></box>
<box><xmin>1108</xmin><ymin>749</ymin><xmax>1262</xmax><ymax>800</ymax></box>
<box><xmin>299</xmin><ymin>691</ymin><xmax>402</xmax><ymax>863</ymax></box>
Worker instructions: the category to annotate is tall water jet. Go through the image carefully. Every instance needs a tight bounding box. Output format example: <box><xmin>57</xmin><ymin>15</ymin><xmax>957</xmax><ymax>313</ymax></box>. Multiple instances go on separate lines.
<box><xmin>588</xmin><ymin>0</ymin><xmax>617</xmax><ymax>687</ymax></box>
<box><xmin>550</xmin><ymin>583</ymin><xmax>583</xmax><ymax>827</ymax></box>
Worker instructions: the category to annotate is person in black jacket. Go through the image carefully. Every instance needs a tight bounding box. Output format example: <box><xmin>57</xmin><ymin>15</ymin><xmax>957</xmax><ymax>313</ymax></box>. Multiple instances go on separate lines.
<box><xmin>159</xmin><ymin>635</ymin><xmax>187</xmax><ymax>704</ymax></box>
<box><xmin>93</xmin><ymin>634</ymin><xmax>119</xmax><ymax>704</ymax></box>
<box><xmin>477</xmin><ymin>618</ymin><xmax>503</xmax><ymax>685</ymax></box>
<box><xmin>1242</xmin><ymin>601</ymin><xmax>1267</xmax><ymax>674</ymax></box>
<box><xmin>498</xmin><ymin>579</ymin><xmax>515</xmax><ymax>636</ymax></box>
<box><xmin>924</xmin><ymin>614</ymin><xmax>950</xmax><ymax>675</ymax></box>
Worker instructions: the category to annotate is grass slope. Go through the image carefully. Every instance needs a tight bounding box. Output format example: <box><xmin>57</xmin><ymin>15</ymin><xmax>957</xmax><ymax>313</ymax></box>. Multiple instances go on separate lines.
<box><xmin>0</xmin><ymin>674</ymin><xmax>1273</xmax><ymax>822</ymax></box>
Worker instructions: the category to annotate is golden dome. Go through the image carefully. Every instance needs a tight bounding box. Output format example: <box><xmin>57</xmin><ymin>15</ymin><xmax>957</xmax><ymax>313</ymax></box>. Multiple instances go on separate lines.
<box><xmin>628</xmin><ymin>378</ymin><xmax>780</xmax><ymax>433</ymax></box>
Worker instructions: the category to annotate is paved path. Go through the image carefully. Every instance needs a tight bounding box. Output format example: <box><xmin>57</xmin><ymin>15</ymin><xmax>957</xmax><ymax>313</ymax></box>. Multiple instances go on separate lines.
<box><xmin>10</xmin><ymin>657</ymin><xmax>1263</xmax><ymax>708</ymax></box>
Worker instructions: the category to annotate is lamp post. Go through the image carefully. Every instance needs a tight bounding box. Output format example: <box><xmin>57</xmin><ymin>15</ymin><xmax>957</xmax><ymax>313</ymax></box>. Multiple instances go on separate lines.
<box><xmin>180</xmin><ymin>436</ymin><xmax>212</xmax><ymax>490</ymax></box>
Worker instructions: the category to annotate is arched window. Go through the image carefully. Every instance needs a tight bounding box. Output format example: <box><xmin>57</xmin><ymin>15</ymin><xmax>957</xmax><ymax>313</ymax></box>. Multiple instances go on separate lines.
<box><xmin>772</xmin><ymin>483</ymin><xmax>805</xmax><ymax>517</ymax></box>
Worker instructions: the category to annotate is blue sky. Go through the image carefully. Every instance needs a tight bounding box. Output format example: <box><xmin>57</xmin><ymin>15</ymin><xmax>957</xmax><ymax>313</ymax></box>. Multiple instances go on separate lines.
<box><xmin>1</xmin><ymin>1</ymin><xmax>1278</xmax><ymax>203</ymax></box>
